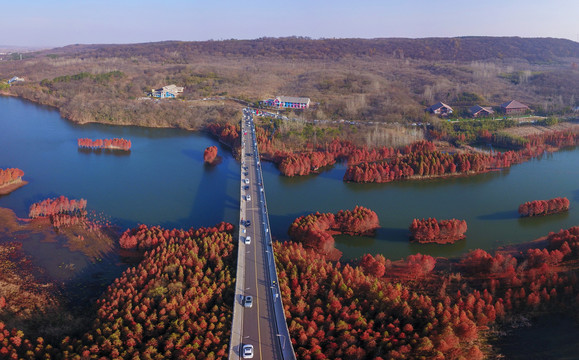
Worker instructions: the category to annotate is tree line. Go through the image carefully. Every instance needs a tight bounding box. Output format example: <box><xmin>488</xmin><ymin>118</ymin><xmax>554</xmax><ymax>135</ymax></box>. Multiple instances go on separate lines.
<box><xmin>409</xmin><ymin>218</ymin><xmax>468</xmax><ymax>244</ymax></box>
<box><xmin>78</xmin><ymin>138</ymin><xmax>132</xmax><ymax>151</ymax></box>
<box><xmin>344</xmin><ymin>131</ymin><xmax>578</xmax><ymax>184</ymax></box>
<box><xmin>28</xmin><ymin>196</ymin><xmax>92</xmax><ymax>232</ymax></box>
<box><xmin>0</xmin><ymin>168</ymin><xmax>24</xmax><ymax>187</ymax></box>
<box><xmin>518</xmin><ymin>197</ymin><xmax>570</xmax><ymax>217</ymax></box>
<box><xmin>119</xmin><ymin>222</ymin><xmax>234</xmax><ymax>251</ymax></box>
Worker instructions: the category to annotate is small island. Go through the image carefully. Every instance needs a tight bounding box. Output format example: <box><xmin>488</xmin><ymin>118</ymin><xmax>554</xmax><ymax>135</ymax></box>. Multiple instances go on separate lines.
<box><xmin>288</xmin><ymin>206</ymin><xmax>379</xmax><ymax>260</ymax></box>
<box><xmin>203</xmin><ymin>145</ymin><xmax>220</xmax><ymax>165</ymax></box>
<box><xmin>519</xmin><ymin>197</ymin><xmax>570</xmax><ymax>217</ymax></box>
<box><xmin>0</xmin><ymin>168</ymin><xmax>27</xmax><ymax>195</ymax></box>
<box><xmin>409</xmin><ymin>218</ymin><xmax>467</xmax><ymax>244</ymax></box>
<box><xmin>77</xmin><ymin>138</ymin><xmax>132</xmax><ymax>151</ymax></box>
<box><xmin>29</xmin><ymin>196</ymin><xmax>88</xmax><ymax>231</ymax></box>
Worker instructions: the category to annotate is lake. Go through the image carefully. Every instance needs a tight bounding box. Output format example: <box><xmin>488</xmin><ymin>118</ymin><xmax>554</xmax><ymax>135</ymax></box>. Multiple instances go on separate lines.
<box><xmin>1</xmin><ymin>96</ymin><xmax>579</xmax><ymax>266</ymax></box>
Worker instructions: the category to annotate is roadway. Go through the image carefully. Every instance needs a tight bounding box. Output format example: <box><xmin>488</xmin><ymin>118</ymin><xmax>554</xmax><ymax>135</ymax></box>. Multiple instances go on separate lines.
<box><xmin>229</xmin><ymin>108</ymin><xmax>295</xmax><ymax>359</ymax></box>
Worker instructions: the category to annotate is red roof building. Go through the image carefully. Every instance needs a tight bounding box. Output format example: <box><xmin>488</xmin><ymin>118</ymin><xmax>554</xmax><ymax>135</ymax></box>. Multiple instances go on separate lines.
<box><xmin>500</xmin><ymin>100</ymin><xmax>530</xmax><ymax>115</ymax></box>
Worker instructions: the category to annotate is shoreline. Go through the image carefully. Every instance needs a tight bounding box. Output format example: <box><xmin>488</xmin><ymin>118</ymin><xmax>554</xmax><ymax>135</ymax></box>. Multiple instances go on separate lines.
<box><xmin>0</xmin><ymin>180</ymin><xmax>28</xmax><ymax>195</ymax></box>
<box><xmin>0</xmin><ymin>93</ymin><xmax>206</xmax><ymax>132</ymax></box>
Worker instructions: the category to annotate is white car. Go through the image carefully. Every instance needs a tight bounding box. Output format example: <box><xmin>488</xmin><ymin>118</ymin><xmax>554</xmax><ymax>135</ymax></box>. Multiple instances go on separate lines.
<box><xmin>246</xmin><ymin>194</ymin><xmax>251</xmax><ymax>201</ymax></box>
<box><xmin>244</xmin><ymin>178</ymin><xmax>250</xmax><ymax>184</ymax></box>
<box><xmin>245</xmin><ymin>236</ymin><xmax>251</xmax><ymax>245</ymax></box>
<box><xmin>244</xmin><ymin>295</ymin><xmax>253</xmax><ymax>308</ymax></box>
<box><xmin>242</xmin><ymin>344</ymin><xmax>254</xmax><ymax>358</ymax></box>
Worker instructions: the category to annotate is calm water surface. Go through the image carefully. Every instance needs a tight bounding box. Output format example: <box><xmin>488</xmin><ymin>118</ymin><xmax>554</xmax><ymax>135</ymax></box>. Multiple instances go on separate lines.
<box><xmin>2</xmin><ymin>96</ymin><xmax>579</xmax><ymax>265</ymax></box>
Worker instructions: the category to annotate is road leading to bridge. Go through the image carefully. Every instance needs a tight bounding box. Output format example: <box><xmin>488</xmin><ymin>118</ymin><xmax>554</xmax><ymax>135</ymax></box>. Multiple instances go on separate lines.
<box><xmin>229</xmin><ymin>109</ymin><xmax>296</xmax><ymax>360</ymax></box>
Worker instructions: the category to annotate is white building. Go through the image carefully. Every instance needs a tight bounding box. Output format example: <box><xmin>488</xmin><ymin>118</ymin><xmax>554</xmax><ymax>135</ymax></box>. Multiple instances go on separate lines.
<box><xmin>262</xmin><ymin>96</ymin><xmax>311</xmax><ymax>109</ymax></box>
<box><xmin>150</xmin><ymin>84</ymin><xmax>184</xmax><ymax>98</ymax></box>
<box><xmin>8</xmin><ymin>76</ymin><xmax>24</xmax><ymax>84</ymax></box>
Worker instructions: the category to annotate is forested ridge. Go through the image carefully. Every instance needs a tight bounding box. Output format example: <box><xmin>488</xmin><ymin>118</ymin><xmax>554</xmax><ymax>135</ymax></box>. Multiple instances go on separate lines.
<box><xmin>33</xmin><ymin>37</ymin><xmax>579</xmax><ymax>63</ymax></box>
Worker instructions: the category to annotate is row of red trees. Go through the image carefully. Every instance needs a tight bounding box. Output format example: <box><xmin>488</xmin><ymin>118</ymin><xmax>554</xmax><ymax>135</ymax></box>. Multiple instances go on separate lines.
<box><xmin>78</xmin><ymin>138</ymin><xmax>132</xmax><ymax>151</ymax></box>
<box><xmin>273</xmin><ymin>141</ymin><xmax>440</xmax><ymax>177</ymax></box>
<box><xmin>203</xmin><ymin>146</ymin><xmax>218</xmax><ymax>164</ymax></box>
<box><xmin>119</xmin><ymin>222</ymin><xmax>234</xmax><ymax>251</ymax></box>
<box><xmin>288</xmin><ymin>206</ymin><xmax>379</xmax><ymax>259</ymax></box>
<box><xmin>344</xmin><ymin>130</ymin><xmax>579</xmax><ymax>184</ymax></box>
<box><xmin>28</xmin><ymin>196</ymin><xmax>89</xmax><ymax>231</ymax></box>
<box><xmin>518</xmin><ymin>197</ymin><xmax>570</xmax><ymax>217</ymax></box>
<box><xmin>0</xmin><ymin>168</ymin><xmax>24</xmax><ymax>187</ymax></box>
<box><xmin>28</xmin><ymin>196</ymin><xmax>87</xmax><ymax>218</ymax></box>
<box><xmin>277</xmin><ymin>151</ymin><xmax>336</xmax><ymax>176</ymax></box>
<box><xmin>344</xmin><ymin>147</ymin><xmax>525</xmax><ymax>183</ymax></box>
<box><xmin>409</xmin><ymin>218</ymin><xmax>468</xmax><ymax>244</ymax></box>
<box><xmin>526</xmin><ymin>131</ymin><xmax>578</xmax><ymax>148</ymax></box>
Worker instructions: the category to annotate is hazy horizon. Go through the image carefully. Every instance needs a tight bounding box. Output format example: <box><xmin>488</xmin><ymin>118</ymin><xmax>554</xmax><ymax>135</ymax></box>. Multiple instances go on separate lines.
<box><xmin>2</xmin><ymin>35</ymin><xmax>578</xmax><ymax>52</ymax></box>
<box><xmin>2</xmin><ymin>0</ymin><xmax>578</xmax><ymax>48</ymax></box>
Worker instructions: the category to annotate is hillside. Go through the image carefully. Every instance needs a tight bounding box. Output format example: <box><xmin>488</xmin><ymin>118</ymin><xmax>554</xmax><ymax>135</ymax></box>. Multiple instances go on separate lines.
<box><xmin>1</xmin><ymin>37</ymin><xmax>578</xmax><ymax>132</ymax></box>
<box><xmin>39</xmin><ymin>37</ymin><xmax>579</xmax><ymax>63</ymax></box>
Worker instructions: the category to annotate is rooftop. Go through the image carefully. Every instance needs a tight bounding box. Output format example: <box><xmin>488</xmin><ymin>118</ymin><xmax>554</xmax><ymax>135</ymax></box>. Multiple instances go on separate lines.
<box><xmin>501</xmin><ymin>100</ymin><xmax>529</xmax><ymax>109</ymax></box>
<box><xmin>277</xmin><ymin>96</ymin><xmax>310</xmax><ymax>103</ymax></box>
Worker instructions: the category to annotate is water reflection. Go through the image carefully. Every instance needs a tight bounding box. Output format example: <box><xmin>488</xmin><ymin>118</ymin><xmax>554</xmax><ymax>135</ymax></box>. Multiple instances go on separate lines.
<box><xmin>478</xmin><ymin>209</ymin><xmax>520</xmax><ymax>221</ymax></box>
<box><xmin>77</xmin><ymin>148</ymin><xmax>131</xmax><ymax>156</ymax></box>
<box><xmin>517</xmin><ymin>211</ymin><xmax>570</xmax><ymax>228</ymax></box>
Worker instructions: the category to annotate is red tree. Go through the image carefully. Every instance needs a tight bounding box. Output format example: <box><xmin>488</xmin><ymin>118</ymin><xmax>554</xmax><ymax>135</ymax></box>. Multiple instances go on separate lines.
<box><xmin>519</xmin><ymin>197</ymin><xmax>570</xmax><ymax>217</ymax></box>
<box><xmin>203</xmin><ymin>146</ymin><xmax>218</xmax><ymax>164</ymax></box>
<box><xmin>409</xmin><ymin>218</ymin><xmax>467</xmax><ymax>244</ymax></box>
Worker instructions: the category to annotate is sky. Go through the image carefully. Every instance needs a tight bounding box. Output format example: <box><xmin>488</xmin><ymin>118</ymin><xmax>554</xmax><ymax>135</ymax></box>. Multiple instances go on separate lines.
<box><xmin>1</xmin><ymin>0</ymin><xmax>578</xmax><ymax>48</ymax></box>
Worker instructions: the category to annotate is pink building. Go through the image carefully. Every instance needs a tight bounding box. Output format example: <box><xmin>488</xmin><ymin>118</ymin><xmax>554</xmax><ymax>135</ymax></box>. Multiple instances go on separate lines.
<box><xmin>263</xmin><ymin>96</ymin><xmax>310</xmax><ymax>109</ymax></box>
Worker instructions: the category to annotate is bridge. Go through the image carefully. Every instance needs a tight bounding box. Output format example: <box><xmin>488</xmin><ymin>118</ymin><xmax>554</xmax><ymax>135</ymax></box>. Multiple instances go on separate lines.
<box><xmin>229</xmin><ymin>108</ymin><xmax>296</xmax><ymax>359</ymax></box>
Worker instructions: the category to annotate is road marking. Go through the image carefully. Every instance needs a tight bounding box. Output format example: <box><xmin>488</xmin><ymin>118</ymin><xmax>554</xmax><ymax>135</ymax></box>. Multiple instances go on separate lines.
<box><xmin>248</xmin><ymin>129</ymin><xmax>264</xmax><ymax>360</ymax></box>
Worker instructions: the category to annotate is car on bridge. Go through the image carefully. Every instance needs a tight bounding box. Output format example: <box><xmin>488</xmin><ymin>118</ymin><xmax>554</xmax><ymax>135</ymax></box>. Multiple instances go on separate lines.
<box><xmin>242</xmin><ymin>344</ymin><xmax>254</xmax><ymax>358</ymax></box>
<box><xmin>243</xmin><ymin>295</ymin><xmax>253</xmax><ymax>308</ymax></box>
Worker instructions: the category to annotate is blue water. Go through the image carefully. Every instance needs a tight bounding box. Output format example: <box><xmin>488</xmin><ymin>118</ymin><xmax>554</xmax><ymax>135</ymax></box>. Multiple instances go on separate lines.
<box><xmin>2</xmin><ymin>96</ymin><xmax>579</xmax><ymax>263</ymax></box>
<box><xmin>0</xmin><ymin>96</ymin><xmax>241</xmax><ymax>231</ymax></box>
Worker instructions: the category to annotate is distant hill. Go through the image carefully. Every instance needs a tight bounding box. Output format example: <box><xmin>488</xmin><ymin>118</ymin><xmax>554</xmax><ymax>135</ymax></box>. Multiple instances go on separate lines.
<box><xmin>40</xmin><ymin>37</ymin><xmax>579</xmax><ymax>64</ymax></box>
<box><xmin>3</xmin><ymin>36</ymin><xmax>578</xmax><ymax>128</ymax></box>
